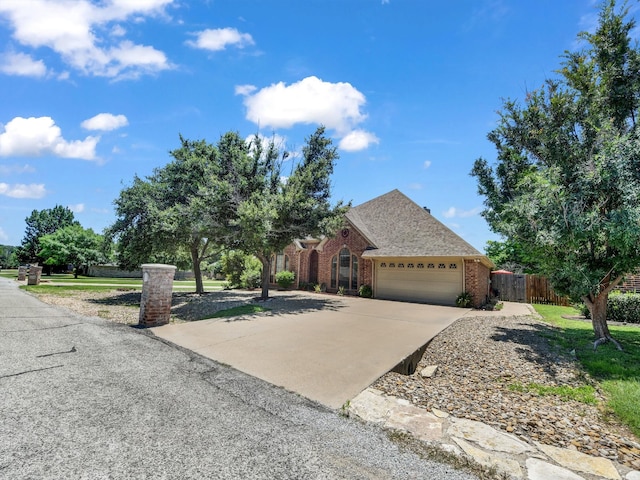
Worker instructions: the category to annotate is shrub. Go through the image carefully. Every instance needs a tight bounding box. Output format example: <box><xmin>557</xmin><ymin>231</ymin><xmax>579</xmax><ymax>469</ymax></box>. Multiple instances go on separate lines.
<box><xmin>358</xmin><ymin>284</ymin><xmax>373</xmax><ymax>298</ymax></box>
<box><xmin>313</xmin><ymin>283</ymin><xmax>322</xmax><ymax>293</ymax></box>
<box><xmin>455</xmin><ymin>291</ymin><xmax>473</xmax><ymax>308</ymax></box>
<box><xmin>608</xmin><ymin>291</ymin><xmax>640</xmax><ymax>324</ymax></box>
<box><xmin>337</xmin><ymin>286</ymin><xmax>346</xmax><ymax>296</ymax></box>
<box><xmin>240</xmin><ymin>255</ymin><xmax>263</xmax><ymax>289</ymax></box>
<box><xmin>219</xmin><ymin>250</ymin><xmax>247</xmax><ymax>287</ymax></box>
<box><xmin>275</xmin><ymin>270</ymin><xmax>295</xmax><ymax>290</ymax></box>
<box><xmin>579</xmin><ymin>291</ymin><xmax>640</xmax><ymax>324</ymax></box>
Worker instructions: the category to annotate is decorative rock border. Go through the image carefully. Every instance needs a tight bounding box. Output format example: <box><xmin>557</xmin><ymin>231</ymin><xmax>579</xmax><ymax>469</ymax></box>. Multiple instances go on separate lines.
<box><xmin>349</xmin><ymin>388</ymin><xmax>639</xmax><ymax>480</ymax></box>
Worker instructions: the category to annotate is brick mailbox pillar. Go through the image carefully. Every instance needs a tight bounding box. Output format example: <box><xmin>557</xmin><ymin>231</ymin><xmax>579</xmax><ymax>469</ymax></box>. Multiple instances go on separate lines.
<box><xmin>27</xmin><ymin>266</ymin><xmax>43</xmax><ymax>285</ymax></box>
<box><xmin>138</xmin><ymin>264</ymin><xmax>176</xmax><ymax>327</ymax></box>
<box><xmin>18</xmin><ymin>266</ymin><xmax>28</xmax><ymax>281</ymax></box>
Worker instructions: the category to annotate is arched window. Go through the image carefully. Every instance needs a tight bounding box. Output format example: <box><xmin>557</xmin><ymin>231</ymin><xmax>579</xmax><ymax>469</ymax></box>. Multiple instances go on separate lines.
<box><xmin>270</xmin><ymin>252</ymin><xmax>289</xmax><ymax>283</ymax></box>
<box><xmin>330</xmin><ymin>248</ymin><xmax>358</xmax><ymax>290</ymax></box>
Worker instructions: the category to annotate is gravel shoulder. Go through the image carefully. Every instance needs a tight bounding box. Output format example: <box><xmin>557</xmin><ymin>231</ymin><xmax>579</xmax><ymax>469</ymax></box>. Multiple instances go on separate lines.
<box><xmin>31</xmin><ymin>288</ymin><xmax>640</xmax><ymax>470</ymax></box>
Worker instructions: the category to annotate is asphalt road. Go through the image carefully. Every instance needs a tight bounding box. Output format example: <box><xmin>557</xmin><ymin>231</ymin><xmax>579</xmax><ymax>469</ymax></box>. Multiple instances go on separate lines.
<box><xmin>0</xmin><ymin>278</ymin><xmax>477</xmax><ymax>479</ymax></box>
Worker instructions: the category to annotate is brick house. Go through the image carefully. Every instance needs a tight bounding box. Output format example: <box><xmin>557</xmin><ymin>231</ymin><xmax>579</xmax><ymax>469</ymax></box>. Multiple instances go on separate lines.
<box><xmin>271</xmin><ymin>189</ymin><xmax>494</xmax><ymax>307</ymax></box>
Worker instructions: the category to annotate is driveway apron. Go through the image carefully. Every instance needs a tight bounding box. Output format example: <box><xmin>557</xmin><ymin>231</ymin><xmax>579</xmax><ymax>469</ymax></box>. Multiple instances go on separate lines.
<box><xmin>152</xmin><ymin>295</ymin><xmax>466</xmax><ymax>409</ymax></box>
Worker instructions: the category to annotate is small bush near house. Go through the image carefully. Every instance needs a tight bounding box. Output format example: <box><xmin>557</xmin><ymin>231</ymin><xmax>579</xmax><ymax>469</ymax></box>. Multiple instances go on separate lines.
<box><xmin>358</xmin><ymin>284</ymin><xmax>373</xmax><ymax>298</ymax></box>
<box><xmin>337</xmin><ymin>286</ymin><xmax>346</xmax><ymax>296</ymax></box>
<box><xmin>275</xmin><ymin>270</ymin><xmax>295</xmax><ymax>290</ymax></box>
<box><xmin>313</xmin><ymin>283</ymin><xmax>322</xmax><ymax>293</ymax></box>
<box><xmin>455</xmin><ymin>291</ymin><xmax>473</xmax><ymax>308</ymax></box>
<box><xmin>579</xmin><ymin>291</ymin><xmax>640</xmax><ymax>324</ymax></box>
<box><xmin>240</xmin><ymin>255</ymin><xmax>263</xmax><ymax>289</ymax></box>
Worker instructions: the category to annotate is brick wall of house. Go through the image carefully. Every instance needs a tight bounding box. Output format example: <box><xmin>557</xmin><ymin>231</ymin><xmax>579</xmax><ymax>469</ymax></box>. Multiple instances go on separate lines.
<box><xmin>464</xmin><ymin>260</ymin><xmax>491</xmax><ymax>308</ymax></box>
<box><xmin>317</xmin><ymin>228</ymin><xmax>371</xmax><ymax>293</ymax></box>
<box><xmin>618</xmin><ymin>273</ymin><xmax>640</xmax><ymax>293</ymax></box>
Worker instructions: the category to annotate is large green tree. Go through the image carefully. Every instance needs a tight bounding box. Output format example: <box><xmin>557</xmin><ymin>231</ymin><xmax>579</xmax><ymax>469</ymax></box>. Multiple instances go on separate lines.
<box><xmin>472</xmin><ymin>0</ymin><xmax>640</xmax><ymax>349</ymax></box>
<box><xmin>0</xmin><ymin>245</ymin><xmax>18</xmax><ymax>268</ymax></box>
<box><xmin>17</xmin><ymin>205</ymin><xmax>79</xmax><ymax>268</ymax></box>
<box><xmin>484</xmin><ymin>239</ymin><xmax>540</xmax><ymax>274</ymax></box>
<box><xmin>216</xmin><ymin>127</ymin><xmax>349</xmax><ymax>299</ymax></box>
<box><xmin>107</xmin><ymin>137</ymin><xmax>223</xmax><ymax>294</ymax></box>
<box><xmin>39</xmin><ymin>225</ymin><xmax>106</xmax><ymax>278</ymax></box>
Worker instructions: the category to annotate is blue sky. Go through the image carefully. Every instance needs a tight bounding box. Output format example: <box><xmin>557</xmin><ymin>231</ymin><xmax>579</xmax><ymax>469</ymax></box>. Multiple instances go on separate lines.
<box><xmin>0</xmin><ymin>0</ymin><xmax>610</xmax><ymax>251</ymax></box>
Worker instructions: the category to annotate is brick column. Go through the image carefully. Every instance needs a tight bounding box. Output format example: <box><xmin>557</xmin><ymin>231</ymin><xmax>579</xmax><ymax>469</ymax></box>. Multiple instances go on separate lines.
<box><xmin>138</xmin><ymin>264</ymin><xmax>176</xmax><ymax>327</ymax></box>
<box><xmin>17</xmin><ymin>266</ymin><xmax>27</xmax><ymax>281</ymax></box>
<box><xmin>27</xmin><ymin>266</ymin><xmax>43</xmax><ymax>285</ymax></box>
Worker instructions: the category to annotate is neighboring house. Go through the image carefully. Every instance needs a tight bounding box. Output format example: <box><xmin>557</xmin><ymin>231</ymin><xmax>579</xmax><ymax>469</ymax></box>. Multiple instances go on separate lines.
<box><xmin>273</xmin><ymin>189</ymin><xmax>494</xmax><ymax>307</ymax></box>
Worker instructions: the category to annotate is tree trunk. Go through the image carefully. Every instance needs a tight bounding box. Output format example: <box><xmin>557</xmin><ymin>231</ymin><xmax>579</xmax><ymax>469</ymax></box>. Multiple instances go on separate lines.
<box><xmin>190</xmin><ymin>245</ymin><xmax>204</xmax><ymax>295</ymax></box>
<box><xmin>258</xmin><ymin>254</ymin><xmax>271</xmax><ymax>300</ymax></box>
<box><xmin>584</xmin><ymin>292</ymin><xmax>622</xmax><ymax>351</ymax></box>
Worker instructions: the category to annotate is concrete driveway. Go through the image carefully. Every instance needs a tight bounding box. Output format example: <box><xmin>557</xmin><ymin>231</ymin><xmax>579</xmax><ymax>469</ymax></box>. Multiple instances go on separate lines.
<box><xmin>151</xmin><ymin>294</ymin><xmax>467</xmax><ymax>409</ymax></box>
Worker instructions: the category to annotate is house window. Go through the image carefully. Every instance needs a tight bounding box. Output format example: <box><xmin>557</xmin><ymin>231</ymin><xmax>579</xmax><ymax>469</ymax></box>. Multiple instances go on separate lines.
<box><xmin>389</xmin><ymin>263</ymin><xmax>396</xmax><ymax>268</ymax></box>
<box><xmin>331</xmin><ymin>248</ymin><xmax>358</xmax><ymax>290</ymax></box>
<box><xmin>417</xmin><ymin>263</ymin><xmax>424</xmax><ymax>269</ymax></box>
<box><xmin>407</xmin><ymin>263</ymin><xmax>415</xmax><ymax>268</ymax></box>
<box><xmin>398</xmin><ymin>263</ymin><xmax>404</xmax><ymax>268</ymax></box>
<box><xmin>380</xmin><ymin>262</ymin><xmax>387</xmax><ymax>268</ymax></box>
<box><xmin>449</xmin><ymin>263</ymin><xmax>458</xmax><ymax>269</ymax></box>
<box><xmin>270</xmin><ymin>252</ymin><xmax>289</xmax><ymax>283</ymax></box>
<box><xmin>438</xmin><ymin>263</ymin><xmax>446</xmax><ymax>269</ymax></box>
<box><xmin>427</xmin><ymin>263</ymin><xmax>435</xmax><ymax>269</ymax></box>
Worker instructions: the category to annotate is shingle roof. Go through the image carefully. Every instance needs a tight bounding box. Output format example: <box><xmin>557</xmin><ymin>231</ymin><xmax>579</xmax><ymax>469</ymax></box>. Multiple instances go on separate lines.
<box><xmin>345</xmin><ymin>189</ymin><xmax>484</xmax><ymax>258</ymax></box>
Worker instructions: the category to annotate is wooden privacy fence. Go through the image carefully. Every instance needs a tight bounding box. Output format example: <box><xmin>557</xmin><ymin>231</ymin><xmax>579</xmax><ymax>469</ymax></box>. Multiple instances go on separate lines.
<box><xmin>490</xmin><ymin>273</ymin><xmax>569</xmax><ymax>306</ymax></box>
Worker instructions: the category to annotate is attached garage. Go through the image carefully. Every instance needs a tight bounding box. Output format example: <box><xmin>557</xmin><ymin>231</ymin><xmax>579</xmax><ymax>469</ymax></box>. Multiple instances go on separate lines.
<box><xmin>375</xmin><ymin>257</ymin><xmax>462</xmax><ymax>305</ymax></box>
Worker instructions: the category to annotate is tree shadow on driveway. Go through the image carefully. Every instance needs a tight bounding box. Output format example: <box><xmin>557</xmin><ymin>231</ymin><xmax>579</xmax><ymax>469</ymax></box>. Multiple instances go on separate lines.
<box><xmin>170</xmin><ymin>291</ymin><xmax>345</xmax><ymax>322</ymax></box>
<box><xmin>86</xmin><ymin>289</ymin><xmax>345</xmax><ymax>323</ymax></box>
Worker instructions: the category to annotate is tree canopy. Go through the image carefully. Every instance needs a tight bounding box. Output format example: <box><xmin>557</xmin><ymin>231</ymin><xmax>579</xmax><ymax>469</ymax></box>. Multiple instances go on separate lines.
<box><xmin>484</xmin><ymin>239</ymin><xmax>540</xmax><ymax>274</ymax></box>
<box><xmin>39</xmin><ymin>225</ymin><xmax>106</xmax><ymax>278</ymax></box>
<box><xmin>221</xmin><ymin>127</ymin><xmax>349</xmax><ymax>298</ymax></box>
<box><xmin>107</xmin><ymin>137</ymin><xmax>222</xmax><ymax>294</ymax></box>
<box><xmin>471</xmin><ymin>0</ymin><xmax>640</xmax><ymax>349</ymax></box>
<box><xmin>17</xmin><ymin>205</ymin><xmax>79</xmax><ymax>266</ymax></box>
<box><xmin>108</xmin><ymin>126</ymin><xmax>348</xmax><ymax>297</ymax></box>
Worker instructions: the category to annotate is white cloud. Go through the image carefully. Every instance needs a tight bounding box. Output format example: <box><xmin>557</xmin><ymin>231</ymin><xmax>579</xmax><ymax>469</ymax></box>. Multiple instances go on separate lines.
<box><xmin>235</xmin><ymin>84</ymin><xmax>257</xmax><ymax>96</ymax></box>
<box><xmin>81</xmin><ymin>113</ymin><xmax>128</xmax><ymax>131</ymax></box>
<box><xmin>408</xmin><ymin>183</ymin><xmax>422</xmax><ymax>190</ymax></box>
<box><xmin>423</xmin><ymin>160</ymin><xmax>432</xmax><ymax>169</ymax></box>
<box><xmin>443</xmin><ymin>206</ymin><xmax>483</xmax><ymax>218</ymax></box>
<box><xmin>0</xmin><ymin>52</ymin><xmax>47</xmax><ymax>77</ymax></box>
<box><xmin>0</xmin><ymin>163</ymin><xmax>36</xmax><ymax>175</ymax></box>
<box><xmin>0</xmin><ymin>116</ymin><xmax>99</xmax><ymax>161</ymax></box>
<box><xmin>187</xmin><ymin>27</ymin><xmax>254</xmax><ymax>51</ymax></box>
<box><xmin>237</xmin><ymin>76</ymin><xmax>368</xmax><ymax>134</ymax></box>
<box><xmin>338</xmin><ymin>130</ymin><xmax>379</xmax><ymax>152</ymax></box>
<box><xmin>68</xmin><ymin>203</ymin><xmax>85</xmax><ymax>213</ymax></box>
<box><xmin>0</xmin><ymin>0</ymin><xmax>173</xmax><ymax>79</ymax></box>
<box><xmin>0</xmin><ymin>183</ymin><xmax>47</xmax><ymax>199</ymax></box>
<box><xmin>0</xmin><ymin>227</ymin><xmax>8</xmax><ymax>242</ymax></box>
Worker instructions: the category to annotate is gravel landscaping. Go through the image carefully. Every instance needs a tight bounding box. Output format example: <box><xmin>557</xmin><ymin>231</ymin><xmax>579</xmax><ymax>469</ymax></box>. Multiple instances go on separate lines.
<box><xmin>30</xmin><ymin>288</ymin><xmax>640</xmax><ymax>470</ymax></box>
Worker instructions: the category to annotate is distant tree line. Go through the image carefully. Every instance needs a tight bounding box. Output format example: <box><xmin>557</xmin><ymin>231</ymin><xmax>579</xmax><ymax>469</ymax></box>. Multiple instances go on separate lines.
<box><xmin>15</xmin><ymin>205</ymin><xmax>110</xmax><ymax>278</ymax></box>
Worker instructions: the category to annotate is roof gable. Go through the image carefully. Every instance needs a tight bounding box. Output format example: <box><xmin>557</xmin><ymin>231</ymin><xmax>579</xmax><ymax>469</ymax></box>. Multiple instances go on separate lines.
<box><xmin>344</xmin><ymin>189</ymin><xmax>483</xmax><ymax>258</ymax></box>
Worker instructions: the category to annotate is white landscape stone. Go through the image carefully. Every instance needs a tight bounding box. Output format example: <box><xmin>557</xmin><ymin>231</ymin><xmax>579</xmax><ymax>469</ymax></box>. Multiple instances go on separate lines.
<box><xmin>626</xmin><ymin>471</ymin><xmax>640</xmax><ymax>480</ymax></box>
<box><xmin>448</xmin><ymin>417</ymin><xmax>534</xmax><ymax>454</ymax></box>
<box><xmin>348</xmin><ymin>389</ymin><xmax>393</xmax><ymax>424</ymax></box>
<box><xmin>452</xmin><ymin>437</ymin><xmax>523</xmax><ymax>479</ymax></box>
<box><xmin>535</xmin><ymin>443</ymin><xmax>621</xmax><ymax>480</ymax></box>
<box><xmin>420</xmin><ymin>365</ymin><xmax>438</xmax><ymax>378</ymax></box>
<box><xmin>384</xmin><ymin>403</ymin><xmax>443</xmax><ymax>442</ymax></box>
<box><xmin>526</xmin><ymin>458</ymin><xmax>586</xmax><ymax>480</ymax></box>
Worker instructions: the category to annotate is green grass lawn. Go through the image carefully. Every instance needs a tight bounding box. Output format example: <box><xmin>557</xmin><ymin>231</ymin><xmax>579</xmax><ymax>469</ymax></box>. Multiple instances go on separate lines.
<box><xmin>533</xmin><ymin>304</ymin><xmax>640</xmax><ymax>438</ymax></box>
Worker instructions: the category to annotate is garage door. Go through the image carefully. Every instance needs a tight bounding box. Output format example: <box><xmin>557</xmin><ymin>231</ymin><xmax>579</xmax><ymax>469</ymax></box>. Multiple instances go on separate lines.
<box><xmin>375</xmin><ymin>258</ymin><xmax>462</xmax><ymax>305</ymax></box>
